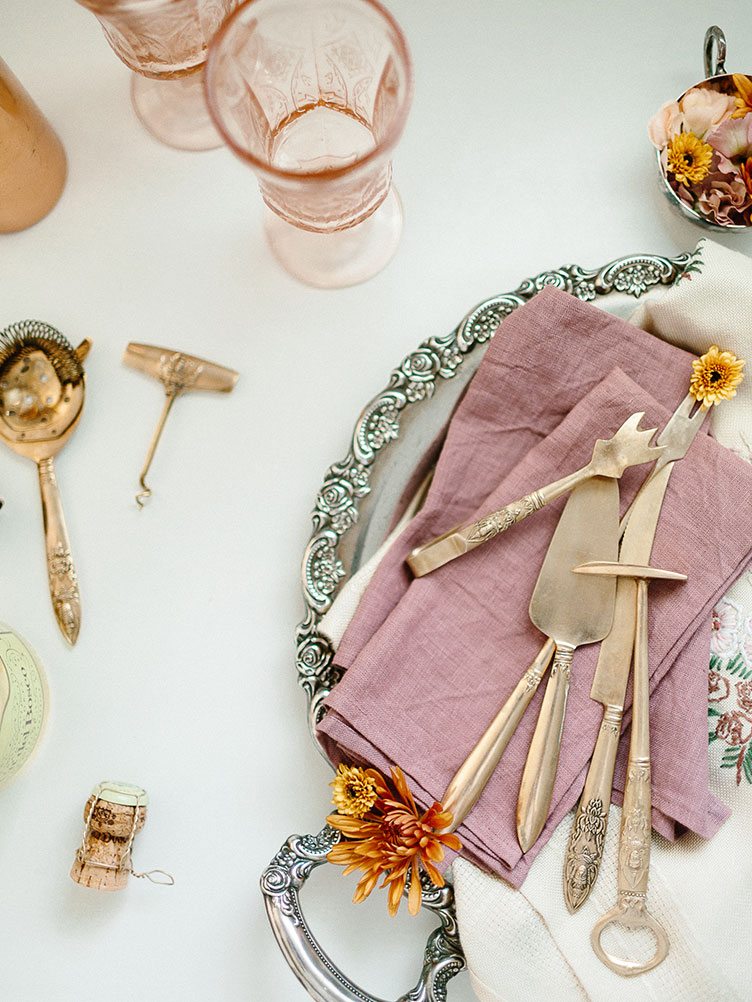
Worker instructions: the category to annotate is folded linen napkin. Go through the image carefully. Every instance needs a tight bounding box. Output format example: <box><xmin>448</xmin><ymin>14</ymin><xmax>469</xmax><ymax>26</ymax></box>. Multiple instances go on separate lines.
<box><xmin>318</xmin><ymin>287</ymin><xmax>752</xmax><ymax>885</ymax></box>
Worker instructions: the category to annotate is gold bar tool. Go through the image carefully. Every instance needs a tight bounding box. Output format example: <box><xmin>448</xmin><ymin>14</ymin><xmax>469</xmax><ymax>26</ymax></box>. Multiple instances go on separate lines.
<box><xmin>407</xmin><ymin>413</ymin><xmax>663</xmax><ymax>577</ymax></box>
<box><xmin>576</xmin><ymin>560</ymin><xmax>686</xmax><ymax>977</ymax></box>
<box><xmin>0</xmin><ymin>320</ymin><xmax>90</xmax><ymax>645</ymax></box>
<box><xmin>442</xmin><ymin>475</ymin><xmax>618</xmax><ymax>834</ymax></box>
<box><xmin>515</xmin><ymin>475</ymin><xmax>620</xmax><ymax>853</ymax></box>
<box><xmin>123</xmin><ymin>343</ymin><xmax>239</xmax><ymax>507</ymax></box>
<box><xmin>563</xmin><ymin>394</ymin><xmax>708</xmax><ymax>912</ymax></box>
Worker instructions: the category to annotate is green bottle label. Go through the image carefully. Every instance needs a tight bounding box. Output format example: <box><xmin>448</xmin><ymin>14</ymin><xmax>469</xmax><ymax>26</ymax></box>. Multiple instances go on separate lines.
<box><xmin>0</xmin><ymin>626</ymin><xmax>46</xmax><ymax>787</ymax></box>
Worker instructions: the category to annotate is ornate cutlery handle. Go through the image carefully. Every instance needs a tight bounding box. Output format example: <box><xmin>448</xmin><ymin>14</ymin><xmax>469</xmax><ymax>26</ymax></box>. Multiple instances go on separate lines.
<box><xmin>591</xmin><ymin>579</ymin><xmax>669</xmax><ymax>977</ymax></box>
<box><xmin>443</xmin><ymin>638</ymin><xmax>556</xmax><ymax>830</ymax></box>
<box><xmin>38</xmin><ymin>457</ymin><xmax>81</xmax><ymax>645</ymax></box>
<box><xmin>516</xmin><ymin>643</ymin><xmax>575</xmax><ymax>852</ymax></box>
<box><xmin>407</xmin><ymin>467</ymin><xmax>588</xmax><ymax>577</ymax></box>
<box><xmin>563</xmin><ymin>703</ymin><xmax>623</xmax><ymax>912</ymax></box>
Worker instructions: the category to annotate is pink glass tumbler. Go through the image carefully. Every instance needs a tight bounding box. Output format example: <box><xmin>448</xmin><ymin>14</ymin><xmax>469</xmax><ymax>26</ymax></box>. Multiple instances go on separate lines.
<box><xmin>205</xmin><ymin>0</ymin><xmax>413</xmax><ymax>287</ymax></box>
<box><xmin>75</xmin><ymin>0</ymin><xmax>239</xmax><ymax>151</ymax></box>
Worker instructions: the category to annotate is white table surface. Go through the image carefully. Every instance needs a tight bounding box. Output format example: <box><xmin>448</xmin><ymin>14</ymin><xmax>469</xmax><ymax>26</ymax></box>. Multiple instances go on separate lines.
<box><xmin>3</xmin><ymin>2</ymin><xmax>752</xmax><ymax>1000</ymax></box>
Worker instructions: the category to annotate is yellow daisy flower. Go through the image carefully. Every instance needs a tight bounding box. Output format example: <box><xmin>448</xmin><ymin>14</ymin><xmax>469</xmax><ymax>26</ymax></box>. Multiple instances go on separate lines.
<box><xmin>330</xmin><ymin>764</ymin><xmax>383</xmax><ymax>818</ymax></box>
<box><xmin>666</xmin><ymin>132</ymin><xmax>714</xmax><ymax>185</ymax></box>
<box><xmin>732</xmin><ymin>74</ymin><xmax>752</xmax><ymax>119</ymax></box>
<box><xmin>689</xmin><ymin>345</ymin><xmax>745</xmax><ymax>408</ymax></box>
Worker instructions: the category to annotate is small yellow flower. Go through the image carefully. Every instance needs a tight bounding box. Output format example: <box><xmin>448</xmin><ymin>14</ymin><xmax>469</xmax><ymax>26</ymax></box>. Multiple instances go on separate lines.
<box><xmin>331</xmin><ymin>764</ymin><xmax>381</xmax><ymax>818</ymax></box>
<box><xmin>666</xmin><ymin>132</ymin><xmax>714</xmax><ymax>185</ymax></box>
<box><xmin>689</xmin><ymin>345</ymin><xmax>745</xmax><ymax>408</ymax></box>
<box><xmin>731</xmin><ymin>74</ymin><xmax>752</xmax><ymax>119</ymax></box>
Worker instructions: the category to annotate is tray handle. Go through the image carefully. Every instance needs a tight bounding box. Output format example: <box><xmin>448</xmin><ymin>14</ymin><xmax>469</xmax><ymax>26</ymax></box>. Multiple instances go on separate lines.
<box><xmin>261</xmin><ymin>827</ymin><xmax>465</xmax><ymax>1002</ymax></box>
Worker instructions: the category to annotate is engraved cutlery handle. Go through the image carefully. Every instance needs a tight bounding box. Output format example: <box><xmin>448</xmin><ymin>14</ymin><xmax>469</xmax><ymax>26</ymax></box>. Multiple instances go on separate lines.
<box><xmin>516</xmin><ymin>643</ymin><xmax>575</xmax><ymax>852</ymax></box>
<box><xmin>563</xmin><ymin>703</ymin><xmax>623</xmax><ymax>912</ymax></box>
<box><xmin>442</xmin><ymin>638</ymin><xmax>556</xmax><ymax>830</ymax></box>
<box><xmin>617</xmin><ymin>580</ymin><xmax>651</xmax><ymax>901</ymax></box>
<box><xmin>407</xmin><ymin>466</ymin><xmax>589</xmax><ymax>578</ymax></box>
<box><xmin>38</xmin><ymin>457</ymin><xmax>80</xmax><ymax>645</ymax></box>
<box><xmin>591</xmin><ymin>579</ymin><xmax>669</xmax><ymax>977</ymax></box>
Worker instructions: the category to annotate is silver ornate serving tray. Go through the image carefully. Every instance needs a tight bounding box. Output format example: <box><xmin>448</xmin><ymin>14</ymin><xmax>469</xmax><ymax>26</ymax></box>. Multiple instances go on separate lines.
<box><xmin>261</xmin><ymin>251</ymin><xmax>694</xmax><ymax>1002</ymax></box>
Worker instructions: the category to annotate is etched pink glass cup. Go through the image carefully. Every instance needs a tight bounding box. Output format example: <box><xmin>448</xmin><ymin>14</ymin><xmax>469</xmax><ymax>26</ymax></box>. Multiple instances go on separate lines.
<box><xmin>75</xmin><ymin>0</ymin><xmax>239</xmax><ymax>151</ymax></box>
<box><xmin>204</xmin><ymin>0</ymin><xmax>413</xmax><ymax>287</ymax></box>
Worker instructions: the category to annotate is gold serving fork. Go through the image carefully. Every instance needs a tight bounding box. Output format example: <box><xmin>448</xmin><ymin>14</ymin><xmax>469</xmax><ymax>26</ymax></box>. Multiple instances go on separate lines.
<box><xmin>407</xmin><ymin>413</ymin><xmax>663</xmax><ymax>577</ymax></box>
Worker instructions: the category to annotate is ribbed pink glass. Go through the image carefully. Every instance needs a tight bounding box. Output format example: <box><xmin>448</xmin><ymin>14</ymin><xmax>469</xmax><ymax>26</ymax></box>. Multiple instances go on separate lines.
<box><xmin>75</xmin><ymin>0</ymin><xmax>239</xmax><ymax>151</ymax></box>
<box><xmin>205</xmin><ymin>0</ymin><xmax>413</xmax><ymax>287</ymax></box>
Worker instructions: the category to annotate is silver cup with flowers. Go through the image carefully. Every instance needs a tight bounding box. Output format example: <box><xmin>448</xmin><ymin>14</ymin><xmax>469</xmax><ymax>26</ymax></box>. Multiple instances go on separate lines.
<box><xmin>649</xmin><ymin>26</ymin><xmax>752</xmax><ymax>231</ymax></box>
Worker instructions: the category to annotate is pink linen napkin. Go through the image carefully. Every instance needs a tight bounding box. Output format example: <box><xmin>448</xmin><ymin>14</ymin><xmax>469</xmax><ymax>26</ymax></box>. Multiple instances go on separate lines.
<box><xmin>318</xmin><ymin>288</ymin><xmax>752</xmax><ymax>885</ymax></box>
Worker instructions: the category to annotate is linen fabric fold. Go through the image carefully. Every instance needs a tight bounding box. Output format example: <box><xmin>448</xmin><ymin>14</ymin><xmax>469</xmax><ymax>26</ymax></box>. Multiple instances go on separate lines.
<box><xmin>318</xmin><ymin>287</ymin><xmax>752</xmax><ymax>885</ymax></box>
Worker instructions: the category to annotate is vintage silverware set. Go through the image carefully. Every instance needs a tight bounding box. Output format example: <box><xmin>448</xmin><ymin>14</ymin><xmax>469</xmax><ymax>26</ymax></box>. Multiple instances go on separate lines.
<box><xmin>0</xmin><ymin>321</ymin><xmax>238</xmax><ymax>645</ymax></box>
<box><xmin>416</xmin><ymin>398</ymin><xmax>710</xmax><ymax>976</ymax></box>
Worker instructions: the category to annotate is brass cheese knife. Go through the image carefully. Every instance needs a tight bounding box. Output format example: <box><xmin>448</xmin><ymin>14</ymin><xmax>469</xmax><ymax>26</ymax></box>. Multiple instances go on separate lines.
<box><xmin>563</xmin><ymin>394</ymin><xmax>708</xmax><ymax>912</ymax></box>
<box><xmin>515</xmin><ymin>475</ymin><xmax>620</xmax><ymax>853</ymax></box>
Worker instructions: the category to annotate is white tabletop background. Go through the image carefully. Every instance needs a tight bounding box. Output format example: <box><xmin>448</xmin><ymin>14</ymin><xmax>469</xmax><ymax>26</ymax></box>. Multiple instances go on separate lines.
<box><xmin>3</xmin><ymin>2</ymin><xmax>752</xmax><ymax>1000</ymax></box>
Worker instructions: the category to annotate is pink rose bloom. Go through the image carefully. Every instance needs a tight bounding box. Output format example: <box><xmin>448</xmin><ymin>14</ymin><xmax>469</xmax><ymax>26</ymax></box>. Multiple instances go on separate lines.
<box><xmin>706</xmin><ymin>113</ymin><xmax>752</xmax><ymax>161</ymax></box>
<box><xmin>696</xmin><ymin>170</ymin><xmax>751</xmax><ymax>226</ymax></box>
<box><xmin>715</xmin><ymin>710</ymin><xmax>752</xmax><ymax>746</ymax></box>
<box><xmin>648</xmin><ymin>100</ymin><xmax>683</xmax><ymax>148</ymax></box>
<box><xmin>709</xmin><ymin>669</ymin><xmax>731</xmax><ymax>703</ymax></box>
<box><xmin>710</xmin><ymin>600</ymin><xmax>742</xmax><ymax>656</ymax></box>
<box><xmin>680</xmin><ymin>87</ymin><xmax>735</xmax><ymax>138</ymax></box>
<box><xmin>736</xmin><ymin>679</ymin><xmax>752</xmax><ymax>713</ymax></box>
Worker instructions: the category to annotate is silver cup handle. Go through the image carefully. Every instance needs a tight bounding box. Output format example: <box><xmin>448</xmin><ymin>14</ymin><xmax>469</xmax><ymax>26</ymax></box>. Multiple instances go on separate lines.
<box><xmin>704</xmin><ymin>25</ymin><xmax>728</xmax><ymax>78</ymax></box>
<box><xmin>261</xmin><ymin>827</ymin><xmax>465</xmax><ymax>1001</ymax></box>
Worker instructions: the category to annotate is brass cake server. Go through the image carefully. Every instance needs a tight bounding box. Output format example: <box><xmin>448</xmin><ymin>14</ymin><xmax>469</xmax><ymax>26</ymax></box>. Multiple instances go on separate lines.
<box><xmin>578</xmin><ymin>561</ymin><xmax>686</xmax><ymax>977</ymax></box>
<box><xmin>515</xmin><ymin>475</ymin><xmax>619</xmax><ymax>853</ymax></box>
<box><xmin>407</xmin><ymin>413</ymin><xmax>663</xmax><ymax>577</ymax></box>
<box><xmin>563</xmin><ymin>394</ymin><xmax>708</xmax><ymax>912</ymax></box>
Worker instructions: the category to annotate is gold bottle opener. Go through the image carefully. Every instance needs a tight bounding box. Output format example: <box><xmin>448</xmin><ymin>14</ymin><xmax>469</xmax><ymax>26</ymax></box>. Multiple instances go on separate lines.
<box><xmin>575</xmin><ymin>560</ymin><xmax>686</xmax><ymax>978</ymax></box>
<box><xmin>123</xmin><ymin>343</ymin><xmax>239</xmax><ymax>508</ymax></box>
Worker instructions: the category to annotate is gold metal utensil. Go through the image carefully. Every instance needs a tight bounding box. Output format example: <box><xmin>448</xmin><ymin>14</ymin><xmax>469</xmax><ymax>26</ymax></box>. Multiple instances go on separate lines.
<box><xmin>123</xmin><ymin>343</ymin><xmax>239</xmax><ymax>508</ymax></box>
<box><xmin>0</xmin><ymin>320</ymin><xmax>90</xmax><ymax>645</ymax></box>
<box><xmin>563</xmin><ymin>394</ymin><xmax>708</xmax><ymax>912</ymax></box>
<box><xmin>441</xmin><ymin>476</ymin><xmax>618</xmax><ymax>836</ymax></box>
<box><xmin>442</xmin><ymin>638</ymin><xmax>556</xmax><ymax>831</ymax></box>
<box><xmin>407</xmin><ymin>413</ymin><xmax>663</xmax><ymax>577</ymax></box>
<box><xmin>576</xmin><ymin>560</ymin><xmax>686</xmax><ymax>978</ymax></box>
<box><xmin>515</xmin><ymin>476</ymin><xmax>619</xmax><ymax>854</ymax></box>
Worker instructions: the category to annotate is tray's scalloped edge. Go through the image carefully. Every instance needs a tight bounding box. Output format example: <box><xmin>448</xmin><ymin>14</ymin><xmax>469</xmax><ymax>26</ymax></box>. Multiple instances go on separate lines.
<box><xmin>296</xmin><ymin>251</ymin><xmax>694</xmax><ymax>741</ymax></box>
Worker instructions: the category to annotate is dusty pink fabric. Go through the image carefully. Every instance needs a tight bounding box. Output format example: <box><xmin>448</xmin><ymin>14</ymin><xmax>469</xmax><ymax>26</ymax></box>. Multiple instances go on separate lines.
<box><xmin>318</xmin><ymin>288</ymin><xmax>752</xmax><ymax>886</ymax></box>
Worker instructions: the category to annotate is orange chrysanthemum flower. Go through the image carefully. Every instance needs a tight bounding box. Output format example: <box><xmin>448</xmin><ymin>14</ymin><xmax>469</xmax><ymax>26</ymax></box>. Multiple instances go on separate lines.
<box><xmin>740</xmin><ymin>157</ymin><xmax>752</xmax><ymax>198</ymax></box>
<box><xmin>689</xmin><ymin>344</ymin><xmax>745</xmax><ymax>408</ymax></box>
<box><xmin>731</xmin><ymin>74</ymin><xmax>752</xmax><ymax>119</ymax></box>
<box><xmin>327</xmin><ymin>765</ymin><xmax>462</xmax><ymax>916</ymax></box>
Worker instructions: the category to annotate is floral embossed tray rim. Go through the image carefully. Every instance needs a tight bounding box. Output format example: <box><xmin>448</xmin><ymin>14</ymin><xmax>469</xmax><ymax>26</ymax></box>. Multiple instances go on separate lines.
<box><xmin>296</xmin><ymin>249</ymin><xmax>697</xmax><ymax>748</ymax></box>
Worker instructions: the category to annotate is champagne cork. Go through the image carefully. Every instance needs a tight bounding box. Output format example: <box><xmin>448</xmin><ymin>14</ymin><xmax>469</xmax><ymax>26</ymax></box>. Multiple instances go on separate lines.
<box><xmin>0</xmin><ymin>623</ymin><xmax>47</xmax><ymax>788</ymax></box>
<box><xmin>70</xmin><ymin>782</ymin><xmax>149</xmax><ymax>891</ymax></box>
